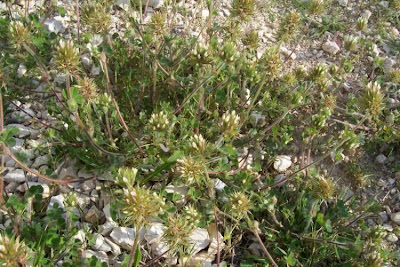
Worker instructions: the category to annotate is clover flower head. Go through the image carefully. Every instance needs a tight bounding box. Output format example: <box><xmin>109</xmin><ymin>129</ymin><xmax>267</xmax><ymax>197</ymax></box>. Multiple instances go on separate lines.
<box><xmin>149</xmin><ymin>111</ymin><xmax>170</xmax><ymax>132</ymax></box>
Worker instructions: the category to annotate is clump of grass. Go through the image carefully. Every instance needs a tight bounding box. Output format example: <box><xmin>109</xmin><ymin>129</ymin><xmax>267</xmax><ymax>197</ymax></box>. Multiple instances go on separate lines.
<box><xmin>0</xmin><ymin>234</ymin><xmax>30</xmax><ymax>267</ymax></box>
<box><xmin>242</xmin><ymin>29</ymin><xmax>259</xmax><ymax>50</ymax></box>
<box><xmin>81</xmin><ymin>0</ymin><xmax>112</xmax><ymax>34</ymax></box>
<box><xmin>176</xmin><ymin>156</ymin><xmax>205</xmax><ymax>186</ymax></box>
<box><xmin>311</xmin><ymin>176</ymin><xmax>335</xmax><ymax>199</ymax></box>
<box><xmin>343</xmin><ymin>35</ymin><xmax>358</xmax><ymax>52</ymax></box>
<box><xmin>8</xmin><ymin>21</ymin><xmax>30</xmax><ymax>49</ymax></box>
<box><xmin>308</xmin><ymin>0</ymin><xmax>324</xmax><ymax>15</ymax></box>
<box><xmin>259</xmin><ymin>46</ymin><xmax>281</xmax><ymax>78</ymax></box>
<box><xmin>1</xmin><ymin>1</ymin><xmax>399</xmax><ymax>266</ymax></box>
<box><xmin>53</xmin><ymin>40</ymin><xmax>80</xmax><ymax>74</ymax></box>
<box><xmin>219</xmin><ymin>110</ymin><xmax>241</xmax><ymax>137</ymax></box>
<box><xmin>356</xmin><ymin>17</ymin><xmax>368</xmax><ymax>31</ymax></box>
<box><xmin>392</xmin><ymin>0</ymin><xmax>400</xmax><ymax>10</ymax></box>
<box><xmin>361</xmin><ymin>81</ymin><xmax>385</xmax><ymax>116</ymax></box>
<box><xmin>231</xmin><ymin>0</ymin><xmax>256</xmax><ymax>21</ymax></box>
<box><xmin>225</xmin><ymin>191</ymin><xmax>251</xmax><ymax>219</ymax></box>
<box><xmin>277</xmin><ymin>10</ymin><xmax>301</xmax><ymax>41</ymax></box>
<box><xmin>385</xmin><ymin>68</ymin><xmax>400</xmax><ymax>83</ymax></box>
<box><xmin>344</xmin><ymin>162</ymin><xmax>371</xmax><ymax>189</ymax></box>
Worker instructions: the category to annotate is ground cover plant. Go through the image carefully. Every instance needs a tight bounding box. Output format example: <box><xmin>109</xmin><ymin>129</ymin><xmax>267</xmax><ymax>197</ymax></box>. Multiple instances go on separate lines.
<box><xmin>0</xmin><ymin>0</ymin><xmax>400</xmax><ymax>266</ymax></box>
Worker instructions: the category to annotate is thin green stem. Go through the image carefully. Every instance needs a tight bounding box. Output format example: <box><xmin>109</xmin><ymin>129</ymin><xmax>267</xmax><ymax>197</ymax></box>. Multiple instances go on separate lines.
<box><xmin>245</xmin><ymin>217</ymin><xmax>278</xmax><ymax>267</ymax></box>
<box><xmin>0</xmin><ymin>92</ymin><xmax>4</xmax><ymax>204</ymax></box>
<box><xmin>173</xmin><ymin>62</ymin><xmax>225</xmax><ymax>115</ymax></box>
<box><xmin>128</xmin><ymin>226</ymin><xmax>141</xmax><ymax>267</ymax></box>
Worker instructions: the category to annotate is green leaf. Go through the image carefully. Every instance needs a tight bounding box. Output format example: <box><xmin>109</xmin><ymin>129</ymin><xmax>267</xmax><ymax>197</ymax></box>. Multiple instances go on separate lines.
<box><xmin>5</xmin><ymin>126</ymin><xmax>19</xmax><ymax>137</ymax></box>
<box><xmin>57</xmin><ymin>6</ymin><xmax>66</xmax><ymax>17</ymax></box>
<box><xmin>218</xmin><ymin>144</ymin><xmax>237</xmax><ymax>157</ymax></box>
<box><xmin>48</xmin><ymin>128</ymin><xmax>57</xmax><ymax>138</ymax></box>
<box><xmin>6</xmin><ymin>195</ymin><xmax>26</xmax><ymax>211</ymax></box>
<box><xmin>188</xmin><ymin>187</ymin><xmax>202</xmax><ymax>200</ymax></box>
<box><xmin>171</xmin><ymin>192</ymin><xmax>182</xmax><ymax>202</ymax></box>
<box><xmin>316</xmin><ymin>212</ymin><xmax>324</xmax><ymax>226</ymax></box>
<box><xmin>325</xmin><ymin>219</ymin><xmax>332</xmax><ymax>233</ymax></box>
<box><xmin>67</xmin><ymin>98</ymin><xmax>78</xmax><ymax>111</ymax></box>
<box><xmin>70</xmin><ymin>87</ymin><xmax>84</xmax><ymax>104</ymax></box>
<box><xmin>4</xmin><ymin>137</ymin><xmax>16</xmax><ymax>147</ymax></box>
<box><xmin>142</xmin><ymin>151</ymin><xmax>183</xmax><ymax>183</ymax></box>
<box><xmin>133</xmin><ymin>246</ymin><xmax>142</xmax><ymax>267</ymax></box>
<box><xmin>276</xmin><ymin>247</ymin><xmax>287</xmax><ymax>255</ymax></box>
<box><xmin>62</xmin><ymin>89</ymin><xmax>68</xmax><ymax>100</ymax></box>
<box><xmin>1</xmin><ymin>126</ymin><xmax>19</xmax><ymax>146</ymax></box>
<box><xmin>286</xmin><ymin>252</ymin><xmax>296</xmax><ymax>266</ymax></box>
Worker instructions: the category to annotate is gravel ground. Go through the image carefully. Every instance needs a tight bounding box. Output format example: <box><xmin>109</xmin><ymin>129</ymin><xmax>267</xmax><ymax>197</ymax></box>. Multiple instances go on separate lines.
<box><xmin>1</xmin><ymin>0</ymin><xmax>399</xmax><ymax>266</ymax></box>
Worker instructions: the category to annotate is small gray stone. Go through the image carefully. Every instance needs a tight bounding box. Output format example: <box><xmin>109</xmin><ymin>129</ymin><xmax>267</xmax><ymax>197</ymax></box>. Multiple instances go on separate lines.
<box><xmin>5</xmin><ymin>182</ymin><xmax>18</xmax><ymax>193</ymax></box>
<box><xmin>338</xmin><ymin>0</ymin><xmax>348</xmax><ymax>6</ymax></box>
<box><xmin>145</xmin><ymin>223</ymin><xmax>166</xmax><ymax>245</ymax></box>
<box><xmin>188</xmin><ymin>228</ymin><xmax>210</xmax><ymax>255</ymax></box>
<box><xmin>342</xmin><ymin>187</ymin><xmax>354</xmax><ymax>201</ymax></box>
<box><xmin>81</xmin><ymin>180</ymin><xmax>96</xmax><ymax>191</ymax></box>
<box><xmin>90</xmin><ymin>65</ymin><xmax>101</xmax><ymax>76</ymax></box>
<box><xmin>17</xmin><ymin>64</ymin><xmax>27</xmax><ymax>78</ymax></box>
<box><xmin>382</xmin><ymin>223</ymin><xmax>394</xmax><ymax>232</ymax></box>
<box><xmin>361</xmin><ymin>10</ymin><xmax>372</xmax><ymax>20</ymax></box>
<box><xmin>322</xmin><ymin>40</ymin><xmax>340</xmax><ymax>55</ymax></box>
<box><xmin>367</xmin><ymin>219</ymin><xmax>376</xmax><ymax>227</ymax></box>
<box><xmin>91</xmin><ymin>233</ymin><xmax>112</xmax><ymax>252</ymax></box>
<box><xmin>32</xmin><ymin>155</ymin><xmax>50</xmax><ymax>169</ymax></box>
<box><xmin>4</xmin><ymin>169</ymin><xmax>25</xmax><ymax>183</ymax></box>
<box><xmin>81</xmin><ymin>53</ymin><xmax>93</xmax><ymax>68</ymax></box>
<box><xmin>84</xmin><ymin>205</ymin><xmax>103</xmax><ymax>225</ymax></box>
<box><xmin>390</xmin><ymin>212</ymin><xmax>400</xmax><ymax>225</ymax></box>
<box><xmin>379</xmin><ymin>1</ymin><xmax>389</xmax><ymax>8</ymax></box>
<box><xmin>377</xmin><ymin>179</ymin><xmax>386</xmax><ymax>187</ymax></box>
<box><xmin>376</xmin><ymin>154</ymin><xmax>387</xmax><ymax>164</ymax></box>
<box><xmin>143</xmin><ymin>0</ymin><xmax>164</xmax><ymax>8</ymax></box>
<box><xmin>214</xmin><ymin>178</ymin><xmax>227</xmax><ymax>192</ymax></box>
<box><xmin>274</xmin><ymin>174</ymin><xmax>286</xmax><ymax>187</ymax></box>
<box><xmin>104</xmin><ymin>237</ymin><xmax>121</xmax><ymax>256</ymax></box>
<box><xmin>110</xmin><ymin>227</ymin><xmax>145</xmax><ymax>250</ymax></box>
<box><xmin>48</xmin><ymin>195</ymin><xmax>66</xmax><ymax>211</ymax></box>
<box><xmin>58</xmin><ymin>166</ymin><xmax>77</xmax><ymax>180</ymax></box>
<box><xmin>54</xmin><ymin>73</ymin><xmax>66</xmax><ymax>84</ymax></box>
<box><xmin>23</xmin><ymin>108</ymin><xmax>36</xmax><ymax>118</ymax></box>
<box><xmin>117</xmin><ymin>0</ymin><xmax>131</xmax><ymax>11</ymax></box>
<box><xmin>165</xmin><ymin>184</ymin><xmax>188</xmax><ymax>199</ymax></box>
<box><xmin>72</xmin><ymin>230</ymin><xmax>86</xmax><ymax>243</ymax></box>
<box><xmin>24</xmin><ymin>182</ymin><xmax>50</xmax><ymax>198</ymax></box>
<box><xmin>81</xmin><ymin>250</ymin><xmax>108</xmax><ymax>263</ymax></box>
<box><xmin>280</xmin><ymin>46</ymin><xmax>296</xmax><ymax>60</ymax></box>
<box><xmin>7</xmin><ymin>124</ymin><xmax>30</xmax><ymax>138</ymax></box>
<box><xmin>78</xmin><ymin>169</ymin><xmax>93</xmax><ymax>179</ymax></box>
<box><xmin>5</xmin><ymin>159</ymin><xmax>16</xmax><ymax>167</ymax></box>
<box><xmin>99</xmin><ymin>220</ymin><xmax>118</xmax><ymax>235</ymax></box>
<box><xmin>379</xmin><ymin>211</ymin><xmax>388</xmax><ymax>223</ymax></box>
<box><xmin>103</xmin><ymin>203</ymin><xmax>114</xmax><ymax>222</ymax></box>
<box><xmin>386</xmin><ymin>233</ymin><xmax>398</xmax><ymax>243</ymax></box>
<box><xmin>273</xmin><ymin>155</ymin><xmax>292</xmax><ymax>172</ymax></box>
<box><xmin>16</xmin><ymin>184</ymin><xmax>26</xmax><ymax>193</ymax></box>
<box><xmin>201</xmin><ymin>9</ymin><xmax>209</xmax><ymax>19</ymax></box>
<box><xmin>43</xmin><ymin>18</ymin><xmax>65</xmax><ymax>34</ymax></box>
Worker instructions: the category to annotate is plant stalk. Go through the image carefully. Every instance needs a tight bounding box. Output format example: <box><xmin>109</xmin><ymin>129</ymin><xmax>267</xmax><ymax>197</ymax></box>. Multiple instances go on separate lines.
<box><xmin>0</xmin><ymin>93</ymin><xmax>4</xmax><ymax>204</ymax></box>
<box><xmin>128</xmin><ymin>227</ymin><xmax>141</xmax><ymax>267</ymax></box>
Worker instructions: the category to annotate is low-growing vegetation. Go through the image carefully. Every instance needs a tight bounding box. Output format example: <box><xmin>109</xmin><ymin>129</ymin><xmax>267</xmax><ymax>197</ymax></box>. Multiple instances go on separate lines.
<box><xmin>0</xmin><ymin>0</ymin><xmax>399</xmax><ymax>266</ymax></box>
